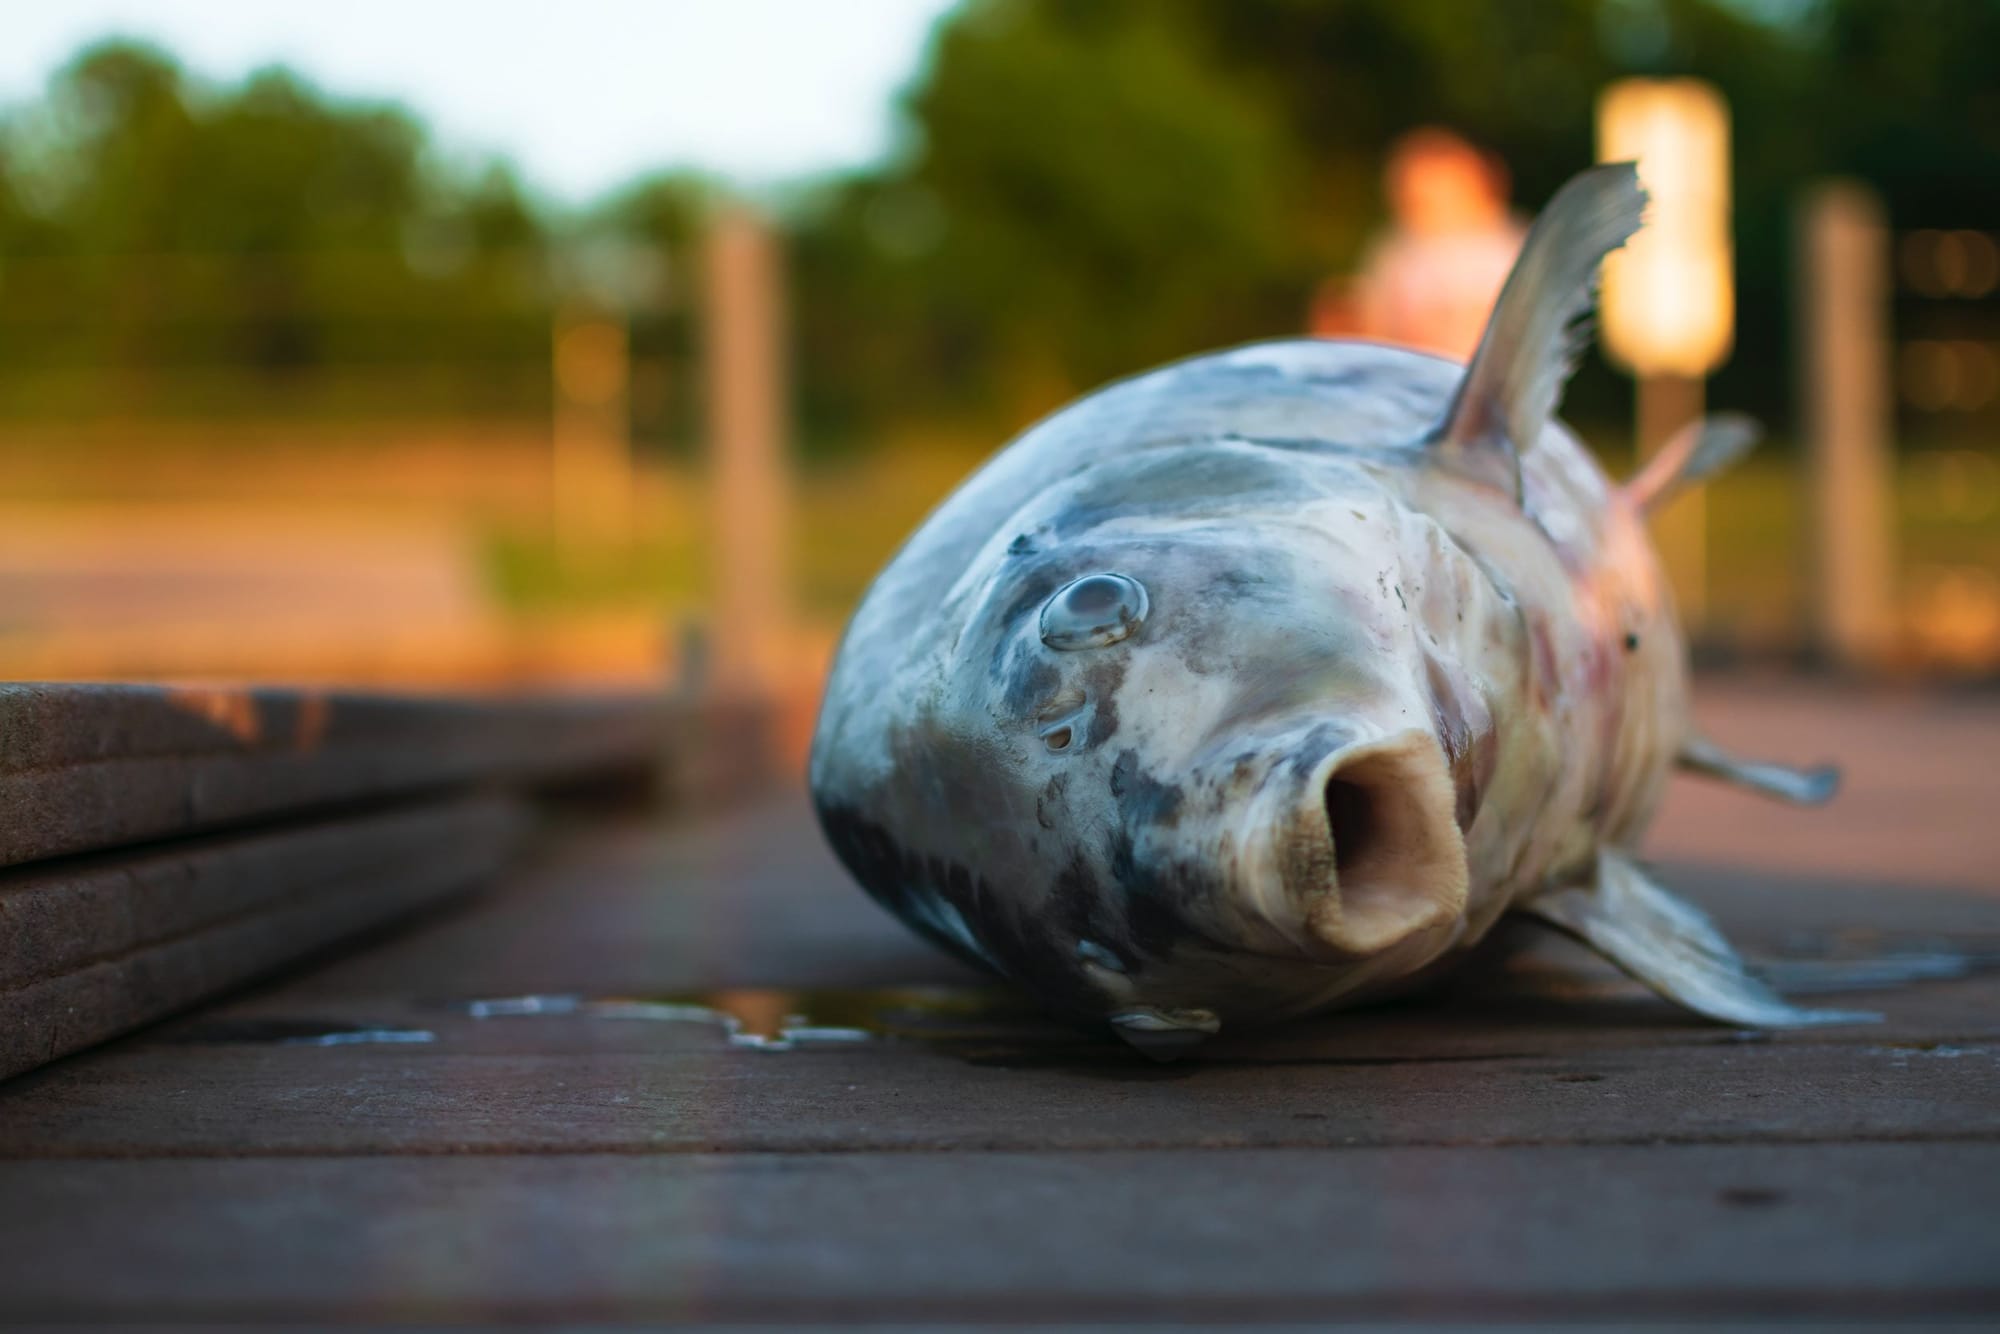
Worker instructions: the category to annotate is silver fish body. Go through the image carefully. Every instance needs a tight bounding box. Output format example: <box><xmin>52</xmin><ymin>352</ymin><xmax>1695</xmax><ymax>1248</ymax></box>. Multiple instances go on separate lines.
<box><xmin>811</xmin><ymin>165</ymin><xmax>1856</xmax><ymax>1051</ymax></box>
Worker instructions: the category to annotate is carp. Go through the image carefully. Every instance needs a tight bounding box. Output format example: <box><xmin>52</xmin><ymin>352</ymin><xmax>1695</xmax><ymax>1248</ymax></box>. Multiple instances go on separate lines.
<box><xmin>810</xmin><ymin>162</ymin><xmax>1864</xmax><ymax>1056</ymax></box>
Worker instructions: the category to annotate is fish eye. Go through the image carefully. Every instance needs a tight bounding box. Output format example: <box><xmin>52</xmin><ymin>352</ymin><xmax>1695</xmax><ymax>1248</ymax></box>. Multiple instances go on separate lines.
<box><xmin>1039</xmin><ymin>572</ymin><xmax>1148</xmax><ymax>651</ymax></box>
<box><xmin>1043</xmin><ymin>724</ymin><xmax>1074</xmax><ymax>751</ymax></box>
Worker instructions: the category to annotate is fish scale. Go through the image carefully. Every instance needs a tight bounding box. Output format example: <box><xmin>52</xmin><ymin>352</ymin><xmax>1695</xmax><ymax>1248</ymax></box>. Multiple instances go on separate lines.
<box><xmin>811</xmin><ymin>162</ymin><xmax>1863</xmax><ymax>1057</ymax></box>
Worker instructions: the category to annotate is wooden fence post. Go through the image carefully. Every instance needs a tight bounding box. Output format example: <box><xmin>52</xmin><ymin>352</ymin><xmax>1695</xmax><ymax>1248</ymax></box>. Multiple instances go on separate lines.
<box><xmin>1798</xmin><ymin>181</ymin><xmax>1897</xmax><ymax>670</ymax></box>
<box><xmin>551</xmin><ymin>307</ymin><xmax>632</xmax><ymax>555</ymax></box>
<box><xmin>703</xmin><ymin>205</ymin><xmax>792</xmax><ymax>696</ymax></box>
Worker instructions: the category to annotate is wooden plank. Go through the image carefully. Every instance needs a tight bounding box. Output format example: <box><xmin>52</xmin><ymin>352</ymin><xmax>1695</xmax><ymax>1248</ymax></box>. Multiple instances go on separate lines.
<box><xmin>236</xmin><ymin>789</ymin><xmax>2000</xmax><ymax>1007</ymax></box>
<box><xmin>0</xmin><ymin>682</ymin><xmax>672</xmax><ymax>869</ymax></box>
<box><xmin>1</xmin><ymin>1022</ymin><xmax>1992</xmax><ymax>1158</ymax></box>
<box><xmin>0</xmin><ymin>1146</ymin><xmax>1990</xmax><ymax>1322</ymax></box>
<box><xmin>0</xmin><ymin>794</ymin><xmax>526</xmax><ymax>1081</ymax></box>
<box><xmin>1652</xmin><ymin>681</ymin><xmax>2000</xmax><ymax>894</ymax></box>
<box><xmin>0</xmin><ymin>796</ymin><xmax>524</xmax><ymax>993</ymax></box>
<box><xmin>2</xmin><ymin>794</ymin><xmax>1993</xmax><ymax>1158</ymax></box>
<box><xmin>254</xmin><ymin>805</ymin><xmax>986</xmax><ymax>1002</ymax></box>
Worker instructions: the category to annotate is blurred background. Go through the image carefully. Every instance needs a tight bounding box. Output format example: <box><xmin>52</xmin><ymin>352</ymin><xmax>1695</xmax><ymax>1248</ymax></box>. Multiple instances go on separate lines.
<box><xmin>0</xmin><ymin>0</ymin><xmax>1994</xmax><ymax>739</ymax></box>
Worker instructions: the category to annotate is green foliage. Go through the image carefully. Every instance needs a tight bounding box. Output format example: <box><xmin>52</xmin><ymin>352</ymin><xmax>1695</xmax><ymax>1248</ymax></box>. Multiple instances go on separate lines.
<box><xmin>788</xmin><ymin>0</ymin><xmax>2000</xmax><ymax>451</ymax></box>
<box><xmin>0</xmin><ymin>41</ymin><xmax>553</xmax><ymax>420</ymax></box>
<box><xmin>794</xmin><ymin>0</ymin><xmax>1322</xmax><ymax>443</ymax></box>
<box><xmin>586</xmin><ymin>171</ymin><xmax>716</xmax><ymax>456</ymax></box>
<box><xmin>1811</xmin><ymin>0</ymin><xmax>2000</xmax><ymax>223</ymax></box>
<box><xmin>793</xmin><ymin>0</ymin><xmax>1312</xmax><ymax>444</ymax></box>
<box><xmin>1</xmin><ymin>6</ymin><xmax>1994</xmax><ymax>452</ymax></box>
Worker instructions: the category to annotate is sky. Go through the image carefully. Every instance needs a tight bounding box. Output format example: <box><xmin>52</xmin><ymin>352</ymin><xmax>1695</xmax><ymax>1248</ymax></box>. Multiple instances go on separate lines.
<box><xmin>0</xmin><ymin>0</ymin><xmax>960</xmax><ymax>201</ymax></box>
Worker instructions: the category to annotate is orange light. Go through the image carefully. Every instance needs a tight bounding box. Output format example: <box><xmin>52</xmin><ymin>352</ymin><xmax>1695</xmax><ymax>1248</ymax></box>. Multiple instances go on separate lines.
<box><xmin>1595</xmin><ymin>78</ymin><xmax>1735</xmax><ymax>377</ymax></box>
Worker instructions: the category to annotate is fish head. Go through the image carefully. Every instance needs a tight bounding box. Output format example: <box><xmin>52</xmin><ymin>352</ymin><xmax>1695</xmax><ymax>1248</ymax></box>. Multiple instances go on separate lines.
<box><xmin>815</xmin><ymin>441</ymin><xmax>1505</xmax><ymax>1055</ymax></box>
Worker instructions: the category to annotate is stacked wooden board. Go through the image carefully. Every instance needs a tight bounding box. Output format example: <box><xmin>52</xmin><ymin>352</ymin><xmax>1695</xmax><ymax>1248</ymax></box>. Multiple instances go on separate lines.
<box><xmin>0</xmin><ymin>682</ymin><xmax>762</xmax><ymax>1081</ymax></box>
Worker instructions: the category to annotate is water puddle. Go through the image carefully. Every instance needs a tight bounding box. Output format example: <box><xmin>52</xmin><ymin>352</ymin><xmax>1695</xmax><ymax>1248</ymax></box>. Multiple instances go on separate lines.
<box><xmin>168</xmin><ymin>1018</ymin><xmax>438</xmax><ymax>1047</ymax></box>
<box><xmin>450</xmin><ymin>985</ymin><xmax>1076</xmax><ymax>1054</ymax></box>
<box><xmin>283</xmin><ymin>1028</ymin><xmax>438</xmax><ymax>1047</ymax></box>
<box><xmin>160</xmin><ymin>990</ymin><xmax>1108</xmax><ymax>1062</ymax></box>
<box><xmin>442</xmin><ymin>988</ymin><xmax>1524</xmax><ymax>1073</ymax></box>
<box><xmin>1865</xmin><ymin>1042</ymin><xmax>1994</xmax><ymax>1067</ymax></box>
<box><xmin>165</xmin><ymin>929</ymin><xmax>1999</xmax><ymax>1066</ymax></box>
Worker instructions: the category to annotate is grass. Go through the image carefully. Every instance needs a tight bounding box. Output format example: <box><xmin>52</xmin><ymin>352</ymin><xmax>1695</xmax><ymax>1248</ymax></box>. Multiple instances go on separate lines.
<box><xmin>483</xmin><ymin>438</ymin><xmax>2000</xmax><ymax>667</ymax></box>
<box><xmin>482</xmin><ymin>439</ymin><xmax>993</xmax><ymax>622</ymax></box>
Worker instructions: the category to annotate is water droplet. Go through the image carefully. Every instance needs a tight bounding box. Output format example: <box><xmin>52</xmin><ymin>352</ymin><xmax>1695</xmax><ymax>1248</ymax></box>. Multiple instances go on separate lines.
<box><xmin>450</xmin><ymin>987</ymin><xmax>1068</xmax><ymax>1054</ymax></box>
<box><xmin>283</xmin><ymin>1028</ymin><xmax>437</xmax><ymax>1047</ymax></box>
<box><xmin>165</xmin><ymin>1018</ymin><xmax>437</xmax><ymax>1047</ymax></box>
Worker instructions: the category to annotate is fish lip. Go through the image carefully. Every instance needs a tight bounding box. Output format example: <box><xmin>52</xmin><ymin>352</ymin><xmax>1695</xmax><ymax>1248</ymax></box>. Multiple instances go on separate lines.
<box><xmin>1226</xmin><ymin>725</ymin><xmax>1470</xmax><ymax>963</ymax></box>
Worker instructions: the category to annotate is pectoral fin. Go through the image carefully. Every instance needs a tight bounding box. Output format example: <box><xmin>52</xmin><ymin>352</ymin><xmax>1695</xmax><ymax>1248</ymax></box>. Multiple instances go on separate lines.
<box><xmin>1678</xmin><ymin>733</ymin><xmax>1840</xmax><ymax>806</ymax></box>
<box><xmin>1521</xmin><ymin>850</ymin><xmax>1876</xmax><ymax>1028</ymax></box>
<box><xmin>1626</xmin><ymin>413</ymin><xmax>1761</xmax><ymax>515</ymax></box>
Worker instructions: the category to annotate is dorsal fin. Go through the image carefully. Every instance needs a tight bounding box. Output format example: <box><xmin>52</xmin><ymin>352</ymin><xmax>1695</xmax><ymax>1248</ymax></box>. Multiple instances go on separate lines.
<box><xmin>1626</xmin><ymin>413</ymin><xmax>1761</xmax><ymax>515</ymax></box>
<box><xmin>1430</xmin><ymin>162</ymin><xmax>1648</xmax><ymax>501</ymax></box>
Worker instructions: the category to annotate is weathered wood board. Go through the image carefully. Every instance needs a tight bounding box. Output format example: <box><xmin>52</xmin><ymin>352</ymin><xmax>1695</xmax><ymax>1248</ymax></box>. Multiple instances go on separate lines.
<box><xmin>0</xmin><ymin>1145</ymin><xmax>1992</xmax><ymax>1323</ymax></box>
<box><xmin>4</xmin><ymin>1015</ymin><xmax>1996</xmax><ymax>1158</ymax></box>
<box><xmin>0</xmin><ymin>794</ymin><xmax>527</xmax><ymax>1081</ymax></box>
<box><xmin>0</xmin><ymin>682</ymin><xmax>671</xmax><ymax>870</ymax></box>
<box><xmin>0</xmin><ymin>682</ymin><xmax>783</xmax><ymax>1081</ymax></box>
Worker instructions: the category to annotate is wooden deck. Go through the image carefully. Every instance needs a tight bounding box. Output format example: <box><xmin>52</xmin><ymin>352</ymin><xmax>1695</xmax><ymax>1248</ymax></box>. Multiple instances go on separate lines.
<box><xmin>0</xmin><ymin>680</ymin><xmax>1996</xmax><ymax>1325</ymax></box>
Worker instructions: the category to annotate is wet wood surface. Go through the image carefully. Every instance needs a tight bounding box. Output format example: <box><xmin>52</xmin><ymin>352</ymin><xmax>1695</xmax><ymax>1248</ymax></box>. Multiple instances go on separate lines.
<box><xmin>0</xmin><ymin>680</ymin><xmax>1995</xmax><ymax>1325</ymax></box>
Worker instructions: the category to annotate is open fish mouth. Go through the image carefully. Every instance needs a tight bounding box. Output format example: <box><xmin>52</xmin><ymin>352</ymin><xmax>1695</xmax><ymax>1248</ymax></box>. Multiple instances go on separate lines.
<box><xmin>1223</xmin><ymin>724</ymin><xmax>1470</xmax><ymax>963</ymax></box>
<box><xmin>1303</xmin><ymin>729</ymin><xmax>1471</xmax><ymax>955</ymax></box>
<box><xmin>1092</xmin><ymin>727</ymin><xmax>1470</xmax><ymax>1057</ymax></box>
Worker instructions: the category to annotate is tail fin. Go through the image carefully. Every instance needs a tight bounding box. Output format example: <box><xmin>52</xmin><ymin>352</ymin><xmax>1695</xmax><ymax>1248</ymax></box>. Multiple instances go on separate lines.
<box><xmin>1627</xmin><ymin>413</ymin><xmax>1761</xmax><ymax>515</ymax></box>
<box><xmin>1430</xmin><ymin>163</ymin><xmax>1647</xmax><ymax>502</ymax></box>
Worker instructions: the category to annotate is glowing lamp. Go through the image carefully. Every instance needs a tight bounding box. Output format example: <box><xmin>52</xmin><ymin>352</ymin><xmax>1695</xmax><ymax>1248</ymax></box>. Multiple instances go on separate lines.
<box><xmin>1596</xmin><ymin>78</ymin><xmax>1734</xmax><ymax>377</ymax></box>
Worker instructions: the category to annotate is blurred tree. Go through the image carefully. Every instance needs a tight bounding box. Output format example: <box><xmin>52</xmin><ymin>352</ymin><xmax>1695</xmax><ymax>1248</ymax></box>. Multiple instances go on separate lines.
<box><xmin>1812</xmin><ymin>0</ymin><xmax>2000</xmax><ymax>224</ymax></box>
<box><xmin>1</xmin><ymin>6</ymin><xmax>1994</xmax><ymax>450</ymax></box>
<box><xmin>0</xmin><ymin>40</ymin><xmax>552</xmax><ymax>420</ymax></box>
<box><xmin>1148</xmin><ymin>0</ymin><xmax>1800</xmax><ymax>432</ymax></box>
<box><xmin>793</xmin><ymin>0</ymin><xmax>1317</xmax><ymax>446</ymax></box>
<box><xmin>583</xmin><ymin>170</ymin><xmax>715</xmax><ymax>455</ymax></box>
<box><xmin>789</xmin><ymin>0</ymin><xmax>2000</xmax><ymax>454</ymax></box>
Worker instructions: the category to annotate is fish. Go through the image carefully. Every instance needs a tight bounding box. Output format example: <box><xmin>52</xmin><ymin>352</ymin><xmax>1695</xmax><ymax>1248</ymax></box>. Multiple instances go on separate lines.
<box><xmin>809</xmin><ymin>162</ymin><xmax>1866</xmax><ymax>1057</ymax></box>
